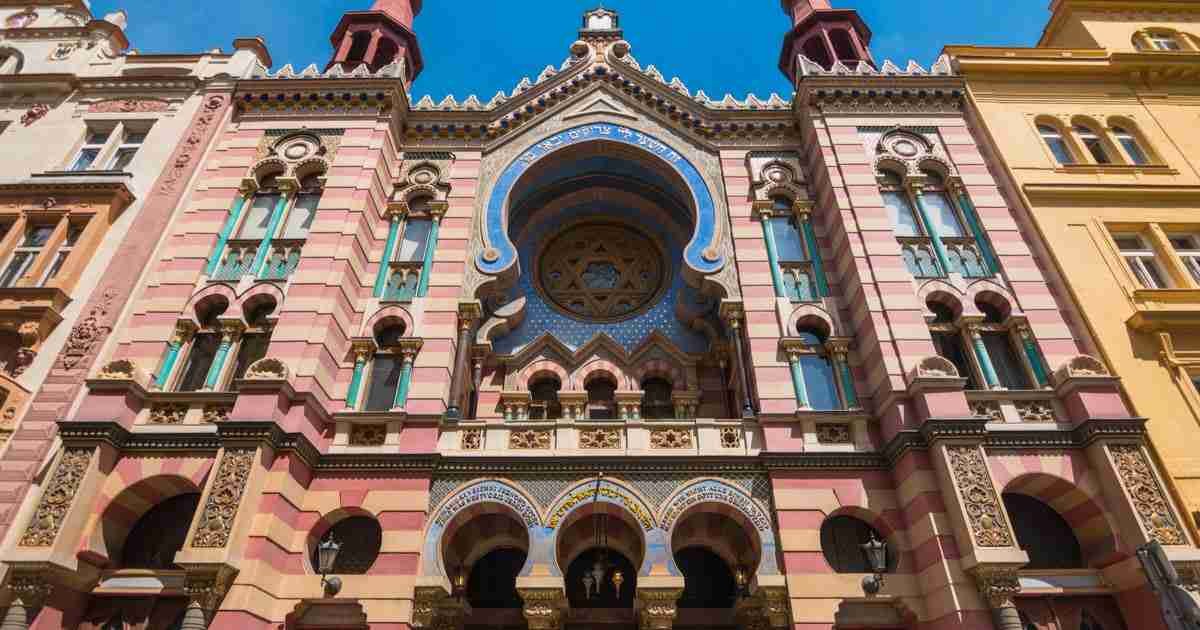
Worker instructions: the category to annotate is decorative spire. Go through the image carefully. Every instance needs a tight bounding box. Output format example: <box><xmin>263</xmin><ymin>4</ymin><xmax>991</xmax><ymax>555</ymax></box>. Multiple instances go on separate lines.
<box><xmin>327</xmin><ymin>0</ymin><xmax>424</xmax><ymax>83</ymax></box>
<box><xmin>777</xmin><ymin>0</ymin><xmax>873</xmax><ymax>79</ymax></box>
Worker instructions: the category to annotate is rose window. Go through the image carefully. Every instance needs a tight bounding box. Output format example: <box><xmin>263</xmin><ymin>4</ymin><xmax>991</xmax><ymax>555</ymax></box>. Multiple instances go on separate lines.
<box><xmin>536</xmin><ymin>222</ymin><xmax>666</xmax><ymax>321</ymax></box>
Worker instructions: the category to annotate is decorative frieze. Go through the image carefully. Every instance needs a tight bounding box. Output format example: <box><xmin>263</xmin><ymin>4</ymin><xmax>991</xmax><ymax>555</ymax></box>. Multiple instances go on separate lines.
<box><xmin>349</xmin><ymin>424</ymin><xmax>387</xmax><ymax>447</ymax></box>
<box><xmin>461</xmin><ymin>428</ymin><xmax>483</xmax><ymax>450</ymax></box>
<box><xmin>1110</xmin><ymin>444</ymin><xmax>1187</xmax><ymax>545</ymax></box>
<box><xmin>969</xmin><ymin>400</ymin><xmax>1003</xmax><ymax>422</ymax></box>
<box><xmin>580</xmin><ymin>427</ymin><xmax>620</xmax><ymax>449</ymax></box>
<box><xmin>509</xmin><ymin>429</ymin><xmax>552</xmax><ymax>450</ymax></box>
<box><xmin>816</xmin><ymin>423</ymin><xmax>852</xmax><ymax>444</ymax></box>
<box><xmin>638</xmin><ymin>588</ymin><xmax>683</xmax><ymax>630</ymax></box>
<box><xmin>203</xmin><ymin>404</ymin><xmax>232</xmax><ymax>424</ymax></box>
<box><xmin>650</xmin><ymin>427</ymin><xmax>693</xmax><ymax>449</ymax></box>
<box><xmin>191</xmin><ymin>448</ymin><xmax>255</xmax><ymax>548</ymax></box>
<box><xmin>149</xmin><ymin>402</ymin><xmax>188</xmax><ymax>424</ymax></box>
<box><xmin>19</xmin><ymin>447</ymin><xmax>92</xmax><ymax>547</ymax></box>
<box><xmin>7</xmin><ymin>572</ymin><xmax>53</xmax><ymax>607</ymax></box>
<box><xmin>720</xmin><ymin>426</ymin><xmax>742</xmax><ymax>449</ymax></box>
<box><xmin>1015</xmin><ymin>400</ymin><xmax>1056</xmax><ymax>423</ymax></box>
<box><xmin>518</xmin><ymin>588</ymin><xmax>568</xmax><ymax>630</ymax></box>
<box><xmin>945</xmin><ymin>445</ymin><xmax>1013</xmax><ymax>548</ymax></box>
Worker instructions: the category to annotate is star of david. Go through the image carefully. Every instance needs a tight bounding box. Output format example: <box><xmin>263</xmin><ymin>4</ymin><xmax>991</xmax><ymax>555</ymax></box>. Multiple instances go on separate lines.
<box><xmin>538</xmin><ymin>223</ymin><xmax>665</xmax><ymax>322</ymax></box>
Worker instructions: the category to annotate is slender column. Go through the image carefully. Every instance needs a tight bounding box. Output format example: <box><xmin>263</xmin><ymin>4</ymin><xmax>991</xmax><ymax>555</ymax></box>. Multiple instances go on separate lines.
<box><xmin>796</xmin><ymin>204</ymin><xmax>829</xmax><ymax>297</ymax></box>
<box><xmin>827</xmin><ymin>338</ymin><xmax>858</xmax><ymax>409</ymax></box>
<box><xmin>973</xmin><ymin>567</ymin><xmax>1024</xmax><ymax>630</ymax></box>
<box><xmin>345</xmin><ymin>340</ymin><xmax>375</xmax><ymax>410</ymax></box>
<box><xmin>909</xmin><ymin>183</ymin><xmax>953</xmax><ymax>276</ymax></box>
<box><xmin>155</xmin><ymin>321</ymin><xmax>197</xmax><ymax>390</ymax></box>
<box><xmin>204</xmin><ymin>193</ymin><xmax>250</xmax><ymax>276</ymax></box>
<box><xmin>373</xmin><ymin>209</ymin><xmax>404</xmax><ymax>297</ymax></box>
<box><xmin>723</xmin><ymin>304</ymin><xmax>756</xmax><ymax>419</ymax></box>
<box><xmin>1016</xmin><ymin>324</ymin><xmax>1049</xmax><ymax>387</ymax></box>
<box><xmin>250</xmin><ymin>190</ymin><xmax>293</xmax><ymax>277</ymax></box>
<box><xmin>470</xmin><ymin>349</ymin><xmax>486</xmax><ymax>420</ymax></box>
<box><xmin>417</xmin><ymin>203</ymin><xmax>446</xmax><ymax>298</ymax></box>
<box><xmin>757</xmin><ymin>207</ymin><xmax>787</xmax><ymax>298</ymax></box>
<box><xmin>786</xmin><ymin>349</ymin><xmax>809</xmax><ymax>409</ymax></box>
<box><xmin>178</xmin><ymin>601</ymin><xmax>208</xmax><ymax>630</ymax></box>
<box><xmin>965</xmin><ymin>321</ymin><xmax>1001</xmax><ymax>389</ymax></box>
<box><xmin>951</xmin><ymin>180</ymin><xmax>999</xmax><ymax>275</ymax></box>
<box><xmin>203</xmin><ymin>321</ymin><xmax>244</xmax><ymax>390</ymax></box>
<box><xmin>392</xmin><ymin>339</ymin><xmax>423</xmax><ymax>409</ymax></box>
<box><xmin>0</xmin><ymin>603</ymin><xmax>28</xmax><ymax>630</ymax></box>
<box><xmin>445</xmin><ymin>303</ymin><xmax>481</xmax><ymax>421</ymax></box>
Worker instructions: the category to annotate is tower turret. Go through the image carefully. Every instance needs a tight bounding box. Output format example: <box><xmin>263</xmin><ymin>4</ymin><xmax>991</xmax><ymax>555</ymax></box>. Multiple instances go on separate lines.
<box><xmin>327</xmin><ymin>0</ymin><xmax>423</xmax><ymax>82</ymax></box>
<box><xmin>778</xmin><ymin>0</ymin><xmax>873</xmax><ymax>79</ymax></box>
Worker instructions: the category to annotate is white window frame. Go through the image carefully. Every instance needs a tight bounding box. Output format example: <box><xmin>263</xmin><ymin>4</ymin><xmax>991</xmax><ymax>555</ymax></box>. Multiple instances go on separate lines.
<box><xmin>1113</xmin><ymin>232</ymin><xmax>1170</xmax><ymax>288</ymax></box>
<box><xmin>1073</xmin><ymin>125</ymin><xmax>1112</xmax><ymax>165</ymax></box>
<box><xmin>0</xmin><ymin>222</ymin><xmax>55</xmax><ymax>288</ymax></box>
<box><xmin>38</xmin><ymin>219</ymin><xmax>86</xmax><ymax>286</ymax></box>
<box><xmin>68</xmin><ymin>126</ymin><xmax>113</xmax><ymax>172</ymax></box>
<box><xmin>1111</xmin><ymin>126</ymin><xmax>1151</xmax><ymax>166</ymax></box>
<box><xmin>68</xmin><ymin>121</ymin><xmax>153</xmax><ymax>173</ymax></box>
<box><xmin>107</xmin><ymin>127</ymin><xmax>148</xmax><ymax>171</ymax></box>
<box><xmin>1037</xmin><ymin>123</ymin><xmax>1076</xmax><ymax>165</ymax></box>
<box><xmin>1168</xmin><ymin>233</ymin><xmax>1200</xmax><ymax>286</ymax></box>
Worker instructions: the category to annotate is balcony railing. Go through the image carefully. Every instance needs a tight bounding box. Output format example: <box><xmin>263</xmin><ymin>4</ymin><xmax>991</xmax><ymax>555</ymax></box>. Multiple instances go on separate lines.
<box><xmin>898</xmin><ymin>237</ymin><xmax>942</xmax><ymax>278</ymax></box>
<box><xmin>779</xmin><ymin>260</ymin><xmax>820</xmax><ymax>302</ymax></box>
<box><xmin>944</xmin><ymin>237</ymin><xmax>991</xmax><ymax>279</ymax></box>
<box><xmin>211</xmin><ymin>242</ymin><xmax>258</xmax><ymax>282</ymax></box>
<box><xmin>259</xmin><ymin>240</ymin><xmax>303</xmax><ymax>281</ymax></box>
<box><xmin>383</xmin><ymin>261</ymin><xmax>424</xmax><ymax>302</ymax></box>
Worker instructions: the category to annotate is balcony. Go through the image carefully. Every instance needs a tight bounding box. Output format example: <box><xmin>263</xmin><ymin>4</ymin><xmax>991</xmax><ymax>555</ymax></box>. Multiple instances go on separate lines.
<box><xmin>259</xmin><ymin>240</ymin><xmax>303</xmax><ymax>281</ymax></box>
<box><xmin>944</xmin><ymin>237</ymin><xmax>991</xmax><ymax>278</ymax></box>
<box><xmin>899</xmin><ymin>236</ymin><xmax>991</xmax><ymax>279</ymax></box>
<box><xmin>382</xmin><ymin>261</ymin><xmax>423</xmax><ymax>303</ymax></box>
<box><xmin>898</xmin><ymin>237</ymin><xmax>942</xmax><ymax>278</ymax></box>
<box><xmin>779</xmin><ymin>260</ymin><xmax>820</xmax><ymax>302</ymax></box>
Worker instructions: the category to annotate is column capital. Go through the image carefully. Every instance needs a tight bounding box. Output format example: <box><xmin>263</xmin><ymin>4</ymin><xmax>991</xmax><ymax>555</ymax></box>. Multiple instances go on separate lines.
<box><xmin>457</xmin><ymin>300</ymin><xmax>483</xmax><ymax>324</ymax></box>
<box><xmin>350</xmin><ymin>337</ymin><xmax>378</xmax><ymax>361</ymax></box>
<box><xmin>825</xmin><ymin>336</ymin><xmax>852</xmax><ymax>356</ymax></box>
<box><xmin>173</xmin><ymin>320</ymin><xmax>199</xmax><ymax>345</ymax></box>
<box><xmin>398</xmin><ymin>337</ymin><xmax>425</xmax><ymax>361</ymax></box>
<box><xmin>751</xmin><ymin>200</ymin><xmax>775</xmax><ymax>221</ymax></box>
<box><xmin>428</xmin><ymin>200</ymin><xmax>450</xmax><ymax>221</ymax></box>
<box><xmin>957</xmin><ymin>315</ymin><xmax>985</xmax><ymax>336</ymax></box>
<box><xmin>637</xmin><ymin>587</ymin><xmax>683</xmax><ymax>630</ymax></box>
<box><xmin>183</xmin><ymin>565</ymin><xmax>236</xmax><ymax>613</ymax></box>
<box><xmin>384</xmin><ymin>200</ymin><xmax>409</xmax><ymax>220</ymax></box>
<box><xmin>412</xmin><ymin>585</ymin><xmax>467</xmax><ymax>630</ymax></box>
<box><xmin>969</xmin><ymin>565</ymin><xmax>1022</xmax><ymax>610</ymax></box>
<box><xmin>216</xmin><ymin>318</ymin><xmax>247</xmax><ymax>343</ymax></box>
<box><xmin>791</xmin><ymin>198</ymin><xmax>815</xmax><ymax>219</ymax></box>
<box><xmin>946</xmin><ymin>175</ymin><xmax>968</xmax><ymax>197</ymax></box>
<box><xmin>518</xmin><ymin>587</ymin><xmax>568</xmax><ymax>630</ymax></box>
<box><xmin>779</xmin><ymin>337</ymin><xmax>809</xmax><ymax>362</ymax></box>
<box><xmin>719</xmin><ymin>300</ymin><xmax>746</xmax><ymax>327</ymax></box>
<box><xmin>903</xmin><ymin>173</ymin><xmax>929</xmax><ymax>195</ymax></box>
<box><xmin>6</xmin><ymin>571</ymin><xmax>53</xmax><ymax>609</ymax></box>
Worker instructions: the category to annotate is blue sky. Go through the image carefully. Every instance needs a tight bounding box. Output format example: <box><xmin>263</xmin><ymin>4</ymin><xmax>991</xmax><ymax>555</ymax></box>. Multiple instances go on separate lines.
<box><xmin>90</xmin><ymin>1</ymin><xmax>1047</xmax><ymax>100</ymax></box>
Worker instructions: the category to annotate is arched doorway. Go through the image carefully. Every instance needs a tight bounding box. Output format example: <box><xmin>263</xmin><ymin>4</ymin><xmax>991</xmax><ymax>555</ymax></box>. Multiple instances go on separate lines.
<box><xmin>1001</xmin><ymin>485</ymin><xmax>1129</xmax><ymax>630</ymax></box>
<box><xmin>670</xmin><ymin>509</ymin><xmax>761</xmax><ymax>628</ymax></box>
<box><xmin>442</xmin><ymin>508</ymin><xmax>530</xmax><ymax>630</ymax></box>
<box><xmin>556</xmin><ymin>498</ymin><xmax>646</xmax><ymax>628</ymax></box>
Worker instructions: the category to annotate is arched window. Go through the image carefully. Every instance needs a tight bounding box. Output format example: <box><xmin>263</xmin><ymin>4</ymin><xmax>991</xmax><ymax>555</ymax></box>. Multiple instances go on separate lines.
<box><xmin>880</xmin><ymin>172</ymin><xmax>921</xmax><ymax>237</ymax></box>
<box><xmin>796</xmin><ymin>327</ymin><xmax>840</xmax><ymax>411</ymax></box>
<box><xmin>1145</xmin><ymin>31</ymin><xmax>1183</xmax><ymax>51</ymax></box>
<box><xmin>829</xmin><ymin>30</ymin><xmax>859</xmax><ymax>62</ymax></box>
<box><xmin>927</xmin><ymin>299</ymin><xmax>979</xmax><ymax>390</ymax></box>
<box><xmin>371</xmin><ymin>38</ymin><xmax>400</xmax><ymax>71</ymax></box>
<box><xmin>1111</xmin><ymin>126</ymin><xmax>1150</xmax><ymax>165</ymax></box>
<box><xmin>675</xmin><ymin>547</ymin><xmax>736</xmax><ymax>608</ymax></box>
<box><xmin>880</xmin><ymin>171</ymin><xmax>942</xmax><ymax>278</ymax></box>
<box><xmin>1038</xmin><ymin>124</ymin><xmax>1076</xmax><ymax>165</ymax></box>
<box><xmin>921</xmin><ymin>171</ymin><xmax>965</xmax><ymax>238</ymax></box>
<box><xmin>1073</xmin><ymin>124</ymin><xmax>1111</xmax><ymax>164</ymax></box>
<box><xmin>213</xmin><ymin>170</ymin><xmax>319</xmax><ymax>282</ymax></box>
<box><xmin>384</xmin><ymin>195</ymin><xmax>434</xmax><ymax>302</ymax></box>
<box><xmin>175</xmin><ymin>299</ymin><xmax>228</xmax><ymax>392</ymax></box>
<box><xmin>529</xmin><ymin>377</ymin><xmax>562</xmax><ymax>420</ymax></box>
<box><xmin>467</xmin><ymin>548</ymin><xmax>526</xmax><ymax>609</ymax></box>
<box><xmin>802</xmin><ymin>37</ymin><xmax>831</xmax><ymax>70</ymax></box>
<box><xmin>363</xmin><ymin>324</ymin><xmax>406</xmax><ymax>411</ymax></box>
<box><xmin>0</xmin><ymin>49</ymin><xmax>21</xmax><ymax>75</ymax></box>
<box><xmin>1002</xmin><ymin>493</ymin><xmax>1083</xmax><ymax>569</ymax></box>
<box><xmin>230</xmin><ymin>298</ymin><xmax>277</xmax><ymax>387</ymax></box>
<box><xmin>975</xmin><ymin>296</ymin><xmax>1031</xmax><ymax>390</ymax></box>
<box><xmin>640</xmin><ymin>377</ymin><xmax>674</xmax><ymax>419</ymax></box>
<box><xmin>121</xmin><ymin>493</ymin><xmax>201</xmax><ymax>569</ymax></box>
<box><xmin>819</xmin><ymin>515</ymin><xmax>895</xmax><ymax>573</ymax></box>
<box><xmin>586</xmin><ymin>376</ymin><xmax>617</xmax><ymax>420</ymax></box>
<box><xmin>311</xmin><ymin>516</ymin><xmax>382</xmax><ymax>574</ymax></box>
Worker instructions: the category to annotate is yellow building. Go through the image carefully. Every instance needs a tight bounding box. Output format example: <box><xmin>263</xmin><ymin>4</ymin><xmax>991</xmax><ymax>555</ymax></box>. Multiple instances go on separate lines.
<box><xmin>948</xmin><ymin>0</ymin><xmax>1200</xmax><ymax>530</ymax></box>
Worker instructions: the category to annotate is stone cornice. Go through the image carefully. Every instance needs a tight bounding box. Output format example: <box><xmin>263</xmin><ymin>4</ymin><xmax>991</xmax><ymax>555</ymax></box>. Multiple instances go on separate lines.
<box><xmin>884</xmin><ymin>417</ymin><xmax>1148</xmax><ymax>464</ymax></box>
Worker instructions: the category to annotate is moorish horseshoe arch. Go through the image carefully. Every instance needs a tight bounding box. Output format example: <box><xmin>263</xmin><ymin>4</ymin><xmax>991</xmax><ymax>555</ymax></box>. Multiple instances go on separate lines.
<box><xmin>659</xmin><ymin>478</ymin><xmax>781</xmax><ymax>577</ymax></box>
<box><xmin>476</xmin><ymin>122</ymin><xmax>726</xmax><ymax>288</ymax></box>
<box><xmin>421</xmin><ymin>479</ymin><xmax>544</xmax><ymax>580</ymax></box>
<box><xmin>545</xmin><ymin>476</ymin><xmax>659</xmax><ymax>577</ymax></box>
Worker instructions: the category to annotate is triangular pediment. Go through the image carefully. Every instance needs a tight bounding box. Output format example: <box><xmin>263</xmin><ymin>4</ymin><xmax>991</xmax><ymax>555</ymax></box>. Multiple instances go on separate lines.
<box><xmin>563</xmin><ymin>93</ymin><xmax>639</xmax><ymax>122</ymax></box>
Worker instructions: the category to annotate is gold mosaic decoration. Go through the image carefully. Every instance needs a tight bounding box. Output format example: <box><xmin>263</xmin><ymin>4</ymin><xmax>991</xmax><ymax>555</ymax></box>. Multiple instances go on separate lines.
<box><xmin>945</xmin><ymin>445</ymin><xmax>1013</xmax><ymax>548</ymax></box>
<box><xmin>580</xmin><ymin>427</ymin><xmax>620</xmax><ymax>449</ymax></box>
<box><xmin>536</xmin><ymin>222</ymin><xmax>666</xmax><ymax>322</ymax></box>
<box><xmin>509</xmin><ymin>429</ymin><xmax>552</xmax><ymax>450</ymax></box>
<box><xmin>719</xmin><ymin>426</ymin><xmax>742</xmax><ymax>449</ymax></box>
<box><xmin>650</xmin><ymin>428</ymin><xmax>693</xmax><ymax>449</ymax></box>
<box><xmin>191</xmin><ymin>448</ymin><xmax>255</xmax><ymax>548</ymax></box>
<box><xmin>19</xmin><ymin>447</ymin><xmax>92</xmax><ymax>547</ymax></box>
<box><xmin>1110</xmin><ymin>444</ymin><xmax>1186</xmax><ymax>545</ymax></box>
<box><xmin>461</xmin><ymin>428</ymin><xmax>483</xmax><ymax>450</ymax></box>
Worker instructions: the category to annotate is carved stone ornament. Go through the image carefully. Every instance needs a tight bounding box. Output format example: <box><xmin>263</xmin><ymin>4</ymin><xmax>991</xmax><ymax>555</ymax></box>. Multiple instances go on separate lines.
<box><xmin>88</xmin><ymin>99</ymin><xmax>170</xmax><ymax>114</ymax></box>
<box><xmin>1015</xmin><ymin>400</ymin><xmax>1056</xmax><ymax>423</ymax></box>
<box><xmin>816</xmin><ymin>423</ymin><xmax>852</xmax><ymax>444</ymax></box>
<box><xmin>460</xmin><ymin>428</ymin><xmax>483</xmax><ymax>450</ymax></box>
<box><xmin>638</xmin><ymin>588</ymin><xmax>683</xmax><ymax>630</ymax></box>
<box><xmin>1110</xmin><ymin>444</ymin><xmax>1187</xmax><ymax>545</ymax></box>
<box><xmin>7</xmin><ymin>572</ymin><xmax>53</xmax><ymax>608</ymax></box>
<box><xmin>160</xmin><ymin>95</ymin><xmax>226</xmax><ymax>195</ymax></box>
<box><xmin>509</xmin><ymin>429</ymin><xmax>552</xmax><ymax>450</ymax></box>
<box><xmin>1054</xmin><ymin>354</ymin><xmax>1109</xmax><ymax>382</ymax></box>
<box><xmin>945</xmin><ymin>445</ymin><xmax>1014</xmax><ymax>548</ymax></box>
<box><xmin>970</xmin><ymin>400</ymin><xmax>1003</xmax><ymax>422</ymax></box>
<box><xmin>971</xmin><ymin>565</ymin><xmax>1021</xmax><ymax>609</ymax></box>
<box><xmin>96</xmin><ymin>358</ymin><xmax>140</xmax><ymax>381</ymax></box>
<box><xmin>203</xmin><ymin>404</ymin><xmax>232</xmax><ymax>424</ymax></box>
<box><xmin>349</xmin><ymin>424</ymin><xmax>386</xmax><ymax>447</ymax></box>
<box><xmin>719</xmin><ymin>426</ymin><xmax>742</xmax><ymax>449</ymax></box>
<box><xmin>580</xmin><ymin>427</ymin><xmax>620</xmax><ymax>449</ymax></box>
<box><xmin>60</xmin><ymin>290</ymin><xmax>115</xmax><ymax>370</ymax></box>
<box><xmin>412</xmin><ymin>586</ymin><xmax>466</xmax><ymax>630</ymax></box>
<box><xmin>913</xmin><ymin>355</ymin><xmax>959</xmax><ymax>379</ymax></box>
<box><xmin>244</xmin><ymin>357</ymin><xmax>288</xmax><ymax>381</ymax></box>
<box><xmin>191</xmin><ymin>449</ymin><xmax>255</xmax><ymax>548</ymax></box>
<box><xmin>185</xmin><ymin>568</ymin><xmax>235</xmax><ymax>612</ymax></box>
<box><xmin>19</xmin><ymin>447</ymin><xmax>92</xmax><ymax>547</ymax></box>
<box><xmin>650</xmin><ymin>427</ymin><xmax>693</xmax><ymax>449</ymax></box>
<box><xmin>518</xmin><ymin>588</ymin><xmax>568</xmax><ymax>630</ymax></box>
<box><xmin>149</xmin><ymin>402</ymin><xmax>188</xmax><ymax>425</ymax></box>
<box><xmin>20</xmin><ymin>103</ymin><xmax>49</xmax><ymax>126</ymax></box>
